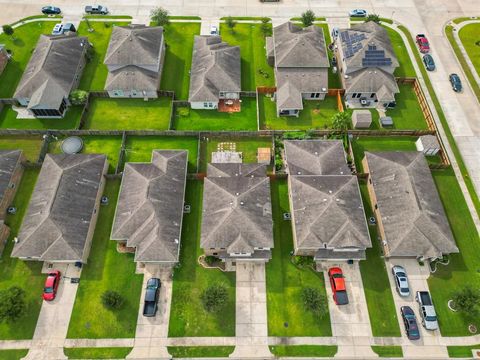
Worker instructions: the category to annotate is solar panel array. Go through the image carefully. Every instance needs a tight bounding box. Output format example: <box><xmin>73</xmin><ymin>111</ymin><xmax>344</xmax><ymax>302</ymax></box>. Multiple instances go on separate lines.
<box><xmin>341</xmin><ymin>31</ymin><xmax>367</xmax><ymax>58</ymax></box>
<box><xmin>362</xmin><ymin>44</ymin><xmax>392</xmax><ymax>67</ymax></box>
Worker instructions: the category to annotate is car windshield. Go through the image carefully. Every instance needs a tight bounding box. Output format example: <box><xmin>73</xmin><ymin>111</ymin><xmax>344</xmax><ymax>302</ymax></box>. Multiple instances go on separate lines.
<box><xmin>332</xmin><ymin>273</ymin><xmax>343</xmax><ymax>278</ymax></box>
<box><xmin>426</xmin><ymin>315</ymin><xmax>437</xmax><ymax>322</ymax></box>
<box><xmin>396</xmin><ymin>271</ymin><xmax>406</xmax><ymax>277</ymax></box>
<box><xmin>44</xmin><ymin>287</ymin><xmax>53</xmax><ymax>293</ymax></box>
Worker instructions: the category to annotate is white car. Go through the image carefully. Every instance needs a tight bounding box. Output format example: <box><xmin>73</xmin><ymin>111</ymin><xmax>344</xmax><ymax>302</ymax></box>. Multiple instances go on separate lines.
<box><xmin>392</xmin><ymin>265</ymin><xmax>410</xmax><ymax>297</ymax></box>
<box><xmin>349</xmin><ymin>9</ymin><xmax>367</xmax><ymax>17</ymax></box>
<box><xmin>210</xmin><ymin>25</ymin><xmax>219</xmax><ymax>35</ymax></box>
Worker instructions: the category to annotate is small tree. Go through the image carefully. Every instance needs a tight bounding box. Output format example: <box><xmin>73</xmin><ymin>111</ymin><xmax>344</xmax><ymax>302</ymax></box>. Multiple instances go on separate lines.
<box><xmin>301</xmin><ymin>10</ymin><xmax>316</xmax><ymax>27</ymax></box>
<box><xmin>451</xmin><ymin>287</ymin><xmax>480</xmax><ymax>316</ymax></box>
<box><xmin>225</xmin><ymin>17</ymin><xmax>237</xmax><ymax>34</ymax></box>
<box><xmin>365</xmin><ymin>14</ymin><xmax>381</xmax><ymax>23</ymax></box>
<box><xmin>331</xmin><ymin>111</ymin><xmax>351</xmax><ymax>131</ymax></box>
<box><xmin>150</xmin><ymin>7</ymin><xmax>170</xmax><ymax>27</ymax></box>
<box><xmin>69</xmin><ymin>90</ymin><xmax>89</xmax><ymax>106</ymax></box>
<box><xmin>2</xmin><ymin>25</ymin><xmax>14</xmax><ymax>40</ymax></box>
<box><xmin>261</xmin><ymin>17</ymin><xmax>270</xmax><ymax>36</ymax></box>
<box><xmin>101</xmin><ymin>290</ymin><xmax>124</xmax><ymax>310</ymax></box>
<box><xmin>301</xmin><ymin>287</ymin><xmax>328</xmax><ymax>317</ymax></box>
<box><xmin>201</xmin><ymin>284</ymin><xmax>228</xmax><ymax>313</ymax></box>
<box><xmin>0</xmin><ymin>287</ymin><xmax>26</xmax><ymax>323</ymax></box>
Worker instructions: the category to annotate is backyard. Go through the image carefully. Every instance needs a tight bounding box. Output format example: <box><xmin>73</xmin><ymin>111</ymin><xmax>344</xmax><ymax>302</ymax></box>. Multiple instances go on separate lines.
<box><xmin>0</xmin><ymin>105</ymin><xmax>82</xmax><ymax>130</ymax></box>
<box><xmin>458</xmin><ymin>23</ymin><xmax>480</xmax><ymax>76</ymax></box>
<box><xmin>385</xmin><ymin>83</ymin><xmax>429</xmax><ymax>130</ymax></box>
<box><xmin>161</xmin><ymin>22</ymin><xmax>201</xmax><ymax>99</ymax></box>
<box><xmin>219</xmin><ymin>23</ymin><xmax>275</xmax><ymax>90</ymax></box>
<box><xmin>173</xmin><ymin>98</ymin><xmax>257</xmax><ymax>131</ymax></box>
<box><xmin>259</xmin><ymin>94</ymin><xmax>340</xmax><ymax>130</ymax></box>
<box><xmin>83</xmin><ymin>97</ymin><xmax>172</xmax><ymax>130</ymax></box>
<box><xmin>266</xmin><ymin>179</ymin><xmax>332</xmax><ymax>336</ymax></box>
<box><xmin>67</xmin><ymin>180</ymin><xmax>143</xmax><ymax>339</ymax></box>
<box><xmin>0</xmin><ymin>136</ymin><xmax>42</xmax><ymax>162</ymax></box>
<box><xmin>169</xmin><ymin>180</ymin><xmax>236</xmax><ymax>337</ymax></box>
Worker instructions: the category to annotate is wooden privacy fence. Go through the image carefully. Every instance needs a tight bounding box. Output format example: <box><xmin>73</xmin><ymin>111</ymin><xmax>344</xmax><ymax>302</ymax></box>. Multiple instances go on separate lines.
<box><xmin>257</xmin><ymin>86</ymin><xmax>276</xmax><ymax>94</ymax></box>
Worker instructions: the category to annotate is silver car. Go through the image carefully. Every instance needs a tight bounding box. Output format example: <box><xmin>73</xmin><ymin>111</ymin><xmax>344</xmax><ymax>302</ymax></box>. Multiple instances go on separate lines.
<box><xmin>392</xmin><ymin>265</ymin><xmax>410</xmax><ymax>297</ymax></box>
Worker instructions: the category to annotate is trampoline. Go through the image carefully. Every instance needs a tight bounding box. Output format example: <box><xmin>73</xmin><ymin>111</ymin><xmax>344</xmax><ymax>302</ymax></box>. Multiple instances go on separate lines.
<box><xmin>61</xmin><ymin>136</ymin><xmax>83</xmax><ymax>154</ymax></box>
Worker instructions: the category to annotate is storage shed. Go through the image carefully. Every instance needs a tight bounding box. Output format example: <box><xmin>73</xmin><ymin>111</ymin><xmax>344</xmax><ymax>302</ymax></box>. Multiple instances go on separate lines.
<box><xmin>352</xmin><ymin>110</ymin><xmax>372</xmax><ymax>129</ymax></box>
<box><xmin>416</xmin><ymin>135</ymin><xmax>440</xmax><ymax>156</ymax></box>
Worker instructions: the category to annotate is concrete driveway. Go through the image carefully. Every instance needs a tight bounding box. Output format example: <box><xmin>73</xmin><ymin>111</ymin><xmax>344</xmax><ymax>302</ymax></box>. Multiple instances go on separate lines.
<box><xmin>127</xmin><ymin>265</ymin><xmax>172</xmax><ymax>360</ymax></box>
<box><xmin>385</xmin><ymin>259</ymin><xmax>448</xmax><ymax>358</ymax></box>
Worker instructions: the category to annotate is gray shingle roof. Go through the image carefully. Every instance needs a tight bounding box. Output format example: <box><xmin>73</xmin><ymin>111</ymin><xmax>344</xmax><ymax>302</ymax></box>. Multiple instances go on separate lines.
<box><xmin>13</xmin><ymin>35</ymin><xmax>89</xmax><ymax>109</ymax></box>
<box><xmin>105</xmin><ymin>65</ymin><xmax>159</xmax><ymax>92</ymax></box>
<box><xmin>201</xmin><ymin>163</ymin><xmax>273</xmax><ymax>252</ymax></box>
<box><xmin>0</xmin><ymin>150</ymin><xmax>22</xmax><ymax>201</ymax></box>
<box><xmin>12</xmin><ymin>154</ymin><xmax>107</xmax><ymax>262</ymax></box>
<box><xmin>344</xmin><ymin>68</ymin><xmax>399</xmax><ymax>100</ymax></box>
<box><xmin>111</xmin><ymin>150</ymin><xmax>188</xmax><ymax>263</ymax></box>
<box><xmin>284</xmin><ymin>140</ymin><xmax>350</xmax><ymax>176</ymax></box>
<box><xmin>365</xmin><ymin>151</ymin><xmax>458</xmax><ymax>259</ymax></box>
<box><xmin>188</xmin><ymin>36</ymin><xmax>241</xmax><ymax>103</ymax></box>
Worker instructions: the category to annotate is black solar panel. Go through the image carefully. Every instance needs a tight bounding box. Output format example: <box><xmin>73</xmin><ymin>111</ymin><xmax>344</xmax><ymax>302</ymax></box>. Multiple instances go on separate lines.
<box><xmin>342</xmin><ymin>31</ymin><xmax>367</xmax><ymax>58</ymax></box>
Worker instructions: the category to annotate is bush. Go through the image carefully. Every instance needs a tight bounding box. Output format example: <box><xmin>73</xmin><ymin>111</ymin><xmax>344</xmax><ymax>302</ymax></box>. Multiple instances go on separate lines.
<box><xmin>201</xmin><ymin>284</ymin><xmax>228</xmax><ymax>313</ymax></box>
<box><xmin>292</xmin><ymin>255</ymin><xmax>314</xmax><ymax>267</ymax></box>
<box><xmin>365</xmin><ymin>14</ymin><xmax>381</xmax><ymax>23</ymax></box>
<box><xmin>69</xmin><ymin>90</ymin><xmax>89</xmax><ymax>105</ymax></box>
<box><xmin>301</xmin><ymin>287</ymin><xmax>328</xmax><ymax>317</ymax></box>
<box><xmin>331</xmin><ymin>111</ymin><xmax>351</xmax><ymax>131</ymax></box>
<box><xmin>2</xmin><ymin>25</ymin><xmax>14</xmax><ymax>38</ymax></box>
<box><xmin>204</xmin><ymin>255</ymin><xmax>218</xmax><ymax>266</ymax></box>
<box><xmin>451</xmin><ymin>287</ymin><xmax>480</xmax><ymax>316</ymax></box>
<box><xmin>225</xmin><ymin>17</ymin><xmax>237</xmax><ymax>33</ymax></box>
<box><xmin>101</xmin><ymin>290</ymin><xmax>125</xmax><ymax>310</ymax></box>
<box><xmin>301</xmin><ymin>10</ymin><xmax>316</xmax><ymax>27</ymax></box>
<box><xmin>150</xmin><ymin>7</ymin><xmax>170</xmax><ymax>26</ymax></box>
<box><xmin>0</xmin><ymin>287</ymin><xmax>26</xmax><ymax>323</ymax></box>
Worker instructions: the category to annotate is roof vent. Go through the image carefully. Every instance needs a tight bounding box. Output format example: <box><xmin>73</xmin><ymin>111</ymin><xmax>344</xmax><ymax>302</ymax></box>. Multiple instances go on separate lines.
<box><xmin>297</xmin><ymin>171</ymin><xmax>302</xmax><ymax>175</ymax></box>
<box><xmin>314</xmin><ymin>151</ymin><xmax>318</xmax><ymax>155</ymax></box>
<box><xmin>174</xmin><ymin>238</ymin><xmax>179</xmax><ymax>244</ymax></box>
<box><xmin>240</xmin><ymin>201</ymin><xmax>244</xmax><ymax>205</ymax></box>
<box><xmin>236</xmin><ymin>192</ymin><xmax>240</xmax><ymax>196</ymax></box>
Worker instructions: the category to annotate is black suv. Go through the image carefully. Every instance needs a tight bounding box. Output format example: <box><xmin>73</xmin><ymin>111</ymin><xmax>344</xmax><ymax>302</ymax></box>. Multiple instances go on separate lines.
<box><xmin>449</xmin><ymin>73</ymin><xmax>462</xmax><ymax>92</ymax></box>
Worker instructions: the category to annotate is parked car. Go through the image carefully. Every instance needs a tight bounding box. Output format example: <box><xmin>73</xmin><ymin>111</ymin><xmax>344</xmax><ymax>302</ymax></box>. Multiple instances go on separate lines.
<box><xmin>401</xmin><ymin>306</ymin><xmax>421</xmax><ymax>340</ymax></box>
<box><xmin>423</xmin><ymin>54</ymin><xmax>435</xmax><ymax>71</ymax></box>
<box><xmin>449</xmin><ymin>73</ymin><xmax>462</xmax><ymax>92</ymax></box>
<box><xmin>210</xmin><ymin>25</ymin><xmax>219</xmax><ymax>35</ymax></box>
<box><xmin>42</xmin><ymin>6</ymin><xmax>61</xmax><ymax>15</ymax></box>
<box><xmin>392</xmin><ymin>265</ymin><xmax>410</xmax><ymax>297</ymax></box>
<box><xmin>349</xmin><ymin>9</ymin><xmax>367</xmax><ymax>17</ymax></box>
<box><xmin>416</xmin><ymin>291</ymin><xmax>438</xmax><ymax>330</ymax></box>
<box><xmin>328</xmin><ymin>267</ymin><xmax>349</xmax><ymax>305</ymax></box>
<box><xmin>331</xmin><ymin>27</ymin><xmax>339</xmax><ymax>39</ymax></box>
<box><xmin>143</xmin><ymin>278</ymin><xmax>160</xmax><ymax>317</ymax></box>
<box><xmin>84</xmin><ymin>5</ymin><xmax>109</xmax><ymax>15</ymax></box>
<box><xmin>43</xmin><ymin>271</ymin><xmax>61</xmax><ymax>301</ymax></box>
<box><xmin>416</xmin><ymin>34</ymin><xmax>430</xmax><ymax>53</ymax></box>
<box><xmin>51</xmin><ymin>23</ymin><xmax>76</xmax><ymax>36</ymax></box>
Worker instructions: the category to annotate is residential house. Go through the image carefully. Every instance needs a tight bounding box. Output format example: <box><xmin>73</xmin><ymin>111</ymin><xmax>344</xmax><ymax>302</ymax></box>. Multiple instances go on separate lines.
<box><xmin>12</xmin><ymin>154</ymin><xmax>108</xmax><ymax>264</ymax></box>
<box><xmin>266</xmin><ymin>22</ymin><xmax>329</xmax><ymax>117</ymax></box>
<box><xmin>13</xmin><ymin>35</ymin><xmax>90</xmax><ymax>118</ymax></box>
<box><xmin>188</xmin><ymin>36</ymin><xmax>241</xmax><ymax>110</ymax></box>
<box><xmin>201</xmin><ymin>163</ymin><xmax>273</xmax><ymax>270</ymax></box>
<box><xmin>363</xmin><ymin>151</ymin><xmax>458</xmax><ymax>261</ymax></box>
<box><xmin>104</xmin><ymin>25</ymin><xmax>165</xmax><ymax>98</ymax></box>
<box><xmin>284</xmin><ymin>140</ymin><xmax>371</xmax><ymax>263</ymax></box>
<box><xmin>334</xmin><ymin>21</ymin><xmax>399</xmax><ymax>108</ymax></box>
<box><xmin>111</xmin><ymin>150</ymin><xmax>188</xmax><ymax>266</ymax></box>
<box><xmin>0</xmin><ymin>44</ymin><xmax>8</xmax><ymax>75</ymax></box>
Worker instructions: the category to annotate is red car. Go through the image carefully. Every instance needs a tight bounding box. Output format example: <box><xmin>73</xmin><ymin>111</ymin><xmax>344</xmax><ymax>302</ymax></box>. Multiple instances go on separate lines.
<box><xmin>43</xmin><ymin>271</ymin><xmax>61</xmax><ymax>301</ymax></box>
<box><xmin>328</xmin><ymin>267</ymin><xmax>349</xmax><ymax>305</ymax></box>
<box><xmin>416</xmin><ymin>34</ymin><xmax>430</xmax><ymax>53</ymax></box>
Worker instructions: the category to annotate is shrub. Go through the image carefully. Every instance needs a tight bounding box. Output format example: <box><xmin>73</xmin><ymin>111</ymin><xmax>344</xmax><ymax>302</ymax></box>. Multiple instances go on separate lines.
<box><xmin>331</xmin><ymin>111</ymin><xmax>351</xmax><ymax>131</ymax></box>
<box><xmin>204</xmin><ymin>255</ymin><xmax>218</xmax><ymax>266</ymax></box>
<box><xmin>201</xmin><ymin>284</ymin><xmax>228</xmax><ymax>313</ymax></box>
<box><xmin>225</xmin><ymin>17</ymin><xmax>237</xmax><ymax>33</ymax></box>
<box><xmin>301</xmin><ymin>10</ymin><xmax>316</xmax><ymax>27</ymax></box>
<box><xmin>150</xmin><ymin>7</ymin><xmax>170</xmax><ymax>27</ymax></box>
<box><xmin>69</xmin><ymin>90</ymin><xmax>89</xmax><ymax>105</ymax></box>
<box><xmin>365</xmin><ymin>14</ymin><xmax>381</xmax><ymax>23</ymax></box>
<box><xmin>451</xmin><ymin>287</ymin><xmax>480</xmax><ymax>316</ymax></box>
<box><xmin>0</xmin><ymin>287</ymin><xmax>26</xmax><ymax>323</ymax></box>
<box><xmin>301</xmin><ymin>287</ymin><xmax>328</xmax><ymax>317</ymax></box>
<box><xmin>2</xmin><ymin>25</ymin><xmax>14</xmax><ymax>39</ymax></box>
<box><xmin>292</xmin><ymin>255</ymin><xmax>314</xmax><ymax>267</ymax></box>
<box><xmin>101</xmin><ymin>290</ymin><xmax>125</xmax><ymax>310</ymax></box>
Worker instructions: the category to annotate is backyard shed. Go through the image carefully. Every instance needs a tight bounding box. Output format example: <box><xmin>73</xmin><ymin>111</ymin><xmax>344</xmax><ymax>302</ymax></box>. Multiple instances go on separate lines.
<box><xmin>352</xmin><ymin>110</ymin><xmax>372</xmax><ymax>129</ymax></box>
<box><xmin>416</xmin><ymin>135</ymin><xmax>440</xmax><ymax>156</ymax></box>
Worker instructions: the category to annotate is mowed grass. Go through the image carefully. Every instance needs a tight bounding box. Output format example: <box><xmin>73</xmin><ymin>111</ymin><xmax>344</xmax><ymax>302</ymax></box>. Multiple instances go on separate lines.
<box><xmin>220</xmin><ymin>23</ymin><xmax>275</xmax><ymax>90</ymax></box>
<box><xmin>83</xmin><ymin>97</ymin><xmax>171</xmax><ymax>130</ymax></box>
<box><xmin>169</xmin><ymin>180</ymin><xmax>236</xmax><ymax>337</ymax></box>
<box><xmin>0</xmin><ymin>349</ymin><xmax>29</xmax><ymax>360</ymax></box>
<box><xmin>63</xmin><ymin>347</ymin><xmax>132</xmax><ymax>359</ymax></box>
<box><xmin>259</xmin><ymin>94</ymin><xmax>340</xmax><ymax>130</ymax></box>
<box><xmin>447</xmin><ymin>344</ymin><xmax>480</xmax><ymax>358</ymax></box>
<box><xmin>386</xmin><ymin>83</ymin><xmax>429</xmax><ymax>130</ymax></box>
<box><xmin>371</xmin><ymin>346</ymin><xmax>403</xmax><ymax>358</ymax></box>
<box><xmin>67</xmin><ymin>180</ymin><xmax>143</xmax><ymax>339</ymax></box>
<box><xmin>77</xmin><ymin>21</ymin><xmax>130</xmax><ymax>91</ymax></box>
<box><xmin>173</xmin><ymin>98</ymin><xmax>257</xmax><ymax>131</ymax></box>
<box><xmin>124</xmin><ymin>136</ymin><xmax>199</xmax><ymax>173</ymax></box>
<box><xmin>266</xmin><ymin>179</ymin><xmax>332</xmax><ymax>336</ymax></box>
<box><xmin>428</xmin><ymin>168</ymin><xmax>480</xmax><ymax>336</ymax></box>
<box><xmin>0</xmin><ymin>136</ymin><xmax>43</xmax><ymax>162</ymax></box>
<box><xmin>0</xmin><ymin>105</ymin><xmax>82</xmax><ymax>130</ymax></box>
<box><xmin>0</xmin><ymin>168</ymin><xmax>43</xmax><ymax>340</ymax></box>
<box><xmin>384</xmin><ymin>27</ymin><xmax>416</xmax><ymax>78</ymax></box>
<box><xmin>459</xmin><ymin>23</ymin><xmax>480</xmax><ymax>77</ymax></box>
<box><xmin>167</xmin><ymin>346</ymin><xmax>234</xmax><ymax>358</ymax></box>
<box><xmin>0</xmin><ymin>21</ymin><xmax>59</xmax><ymax>98</ymax></box>
<box><xmin>269</xmin><ymin>345</ymin><xmax>338</xmax><ymax>357</ymax></box>
<box><xmin>161</xmin><ymin>22</ymin><xmax>200</xmax><ymax>99</ymax></box>
<box><xmin>48</xmin><ymin>136</ymin><xmax>122</xmax><ymax>174</ymax></box>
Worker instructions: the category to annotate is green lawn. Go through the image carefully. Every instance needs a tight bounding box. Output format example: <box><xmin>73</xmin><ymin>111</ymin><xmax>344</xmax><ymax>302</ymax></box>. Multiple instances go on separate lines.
<box><xmin>259</xmin><ymin>94</ymin><xmax>340</xmax><ymax>130</ymax></box>
<box><xmin>384</xmin><ymin>27</ymin><xmax>416</xmax><ymax>78</ymax></box>
<box><xmin>169</xmin><ymin>180</ymin><xmax>236</xmax><ymax>337</ymax></box>
<box><xmin>447</xmin><ymin>344</ymin><xmax>480</xmax><ymax>358</ymax></box>
<box><xmin>199</xmin><ymin>136</ymin><xmax>271</xmax><ymax>172</ymax></box>
<box><xmin>0</xmin><ymin>105</ymin><xmax>82</xmax><ymax>130</ymax></box>
<box><xmin>371</xmin><ymin>346</ymin><xmax>403</xmax><ymax>358</ymax></box>
<box><xmin>317</xmin><ymin>24</ymin><xmax>342</xmax><ymax>89</ymax></box>
<box><xmin>83</xmin><ymin>97</ymin><xmax>171</xmax><ymax>130</ymax></box>
<box><xmin>219</xmin><ymin>23</ymin><xmax>275</xmax><ymax>90</ymax></box>
<box><xmin>63</xmin><ymin>347</ymin><xmax>132</xmax><ymax>359</ymax></box>
<box><xmin>386</xmin><ymin>83</ymin><xmax>428</xmax><ymax>129</ymax></box>
<box><xmin>266</xmin><ymin>179</ymin><xmax>332</xmax><ymax>336</ymax></box>
<box><xmin>48</xmin><ymin>136</ymin><xmax>122</xmax><ymax>174</ymax></box>
<box><xmin>77</xmin><ymin>21</ymin><xmax>130</xmax><ymax>91</ymax></box>
<box><xmin>269</xmin><ymin>345</ymin><xmax>338</xmax><ymax>357</ymax></box>
<box><xmin>67</xmin><ymin>180</ymin><xmax>143</xmax><ymax>338</ymax></box>
<box><xmin>459</xmin><ymin>23</ymin><xmax>480</xmax><ymax>77</ymax></box>
<box><xmin>0</xmin><ymin>349</ymin><xmax>29</xmax><ymax>360</ymax></box>
<box><xmin>167</xmin><ymin>346</ymin><xmax>235</xmax><ymax>357</ymax></box>
<box><xmin>123</xmin><ymin>136</ymin><xmax>199</xmax><ymax>173</ymax></box>
<box><xmin>0</xmin><ymin>168</ymin><xmax>43</xmax><ymax>340</ymax></box>
<box><xmin>161</xmin><ymin>22</ymin><xmax>201</xmax><ymax>99</ymax></box>
<box><xmin>428</xmin><ymin>168</ymin><xmax>480</xmax><ymax>336</ymax></box>
<box><xmin>0</xmin><ymin>21</ymin><xmax>59</xmax><ymax>98</ymax></box>
<box><xmin>173</xmin><ymin>98</ymin><xmax>257</xmax><ymax>131</ymax></box>
<box><xmin>0</xmin><ymin>136</ymin><xmax>43</xmax><ymax>162</ymax></box>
